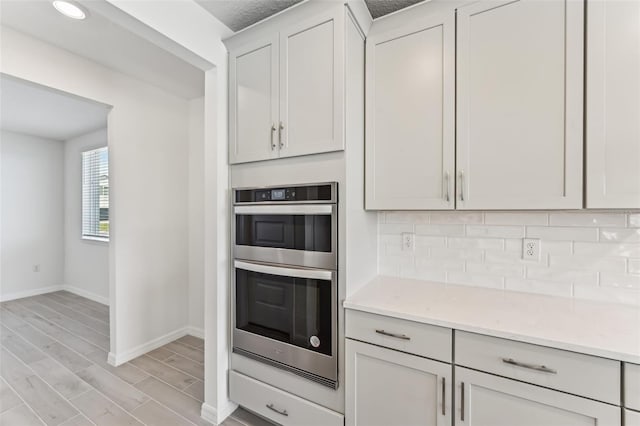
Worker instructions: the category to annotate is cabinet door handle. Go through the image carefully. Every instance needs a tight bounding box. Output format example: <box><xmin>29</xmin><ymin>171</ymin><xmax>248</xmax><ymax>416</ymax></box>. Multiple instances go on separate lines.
<box><xmin>374</xmin><ymin>329</ymin><xmax>410</xmax><ymax>340</ymax></box>
<box><xmin>270</xmin><ymin>124</ymin><xmax>276</xmax><ymax>150</ymax></box>
<box><xmin>278</xmin><ymin>122</ymin><xmax>284</xmax><ymax>149</ymax></box>
<box><xmin>441</xmin><ymin>377</ymin><xmax>446</xmax><ymax>415</ymax></box>
<box><xmin>501</xmin><ymin>358</ymin><xmax>558</xmax><ymax>374</ymax></box>
<box><xmin>459</xmin><ymin>170</ymin><xmax>465</xmax><ymax>202</ymax></box>
<box><xmin>460</xmin><ymin>382</ymin><xmax>465</xmax><ymax>421</ymax></box>
<box><xmin>444</xmin><ymin>172</ymin><xmax>450</xmax><ymax>202</ymax></box>
<box><xmin>266</xmin><ymin>403</ymin><xmax>288</xmax><ymax>417</ymax></box>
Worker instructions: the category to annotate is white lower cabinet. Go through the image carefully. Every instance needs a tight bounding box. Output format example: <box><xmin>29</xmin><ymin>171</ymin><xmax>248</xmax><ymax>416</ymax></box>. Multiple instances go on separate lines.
<box><xmin>229</xmin><ymin>371</ymin><xmax>343</xmax><ymax>426</ymax></box>
<box><xmin>346</xmin><ymin>339</ymin><xmax>451</xmax><ymax>426</ymax></box>
<box><xmin>454</xmin><ymin>367</ymin><xmax>620</xmax><ymax>426</ymax></box>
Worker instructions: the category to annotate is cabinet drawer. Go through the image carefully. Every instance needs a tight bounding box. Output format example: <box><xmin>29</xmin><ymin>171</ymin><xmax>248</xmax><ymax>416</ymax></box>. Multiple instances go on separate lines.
<box><xmin>229</xmin><ymin>371</ymin><xmax>343</xmax><ymax>426</ymax></box>
<box><xmin>345</xmin><ymin>309</ymin><xmax>452</xmax><ymax>362</ymax></box>
<box><xmin>626</xmin><ymin>363</ymin><xmax>640</xmax><ymax>411</ymax></box>
<box><xmin>455</xmin><ymin>331</ymin><xmax>620</xmax><ymax>405</ymax></box>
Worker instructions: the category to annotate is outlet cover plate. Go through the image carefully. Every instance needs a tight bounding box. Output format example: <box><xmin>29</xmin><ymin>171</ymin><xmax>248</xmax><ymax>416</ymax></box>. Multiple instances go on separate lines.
<box><xmin>522</xmin><ymin>238</ymin><xmax>541</xmax><ymax>261</ymax></box>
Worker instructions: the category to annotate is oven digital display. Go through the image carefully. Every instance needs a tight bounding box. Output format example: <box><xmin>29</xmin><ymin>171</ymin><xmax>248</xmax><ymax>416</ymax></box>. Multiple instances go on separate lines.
<box><xmin>271</xmin><ymin>189</ymin><xmax>286</xmax><ymax>200</ymax></box>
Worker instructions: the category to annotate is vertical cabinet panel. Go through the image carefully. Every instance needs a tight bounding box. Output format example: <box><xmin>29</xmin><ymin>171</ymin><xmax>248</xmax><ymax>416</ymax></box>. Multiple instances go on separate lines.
<box><xmin>454</xmin><ymin>367</ymin><xmax>620</xmax><ymax>426</ymax></box>
<box><xmin>229</xmin><ymin>37</ymin><xmax>279</xmax><ymax>164</ymax></box>
<box><xmin>456</xmin><ymin>0</ymin><xmax>583</xmax><ymax>210</ymax></box>
<box><xmin>280</xmin><ymin>14</ymin><xmax>344</xmax><ymax>158</ymax></box>
<box><xmin>346</xmin><ymin>339</ymin><xmax>451</xmax><ymax>426</ymax></box>
<box><xmin>365</xmin><ymin>12</ymin><xmax>455</xmax><ymax>210</ymax></box>
<box><xmin>586</xmin><ymin>0</ymin><xmax>640</xmax><ymax>208</ymax></box>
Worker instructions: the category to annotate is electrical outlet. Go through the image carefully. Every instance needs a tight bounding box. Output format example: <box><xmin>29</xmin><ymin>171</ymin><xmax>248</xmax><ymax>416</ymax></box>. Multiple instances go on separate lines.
<box><xmin>33</xmin><ymin>264</ymin><xmax>40</xmax><ymax>272</ymax></box>
<box><xmin>522</xmin><ymin>239</ymin><xmax>541</xmax><ymax>261</ymax></box>
<box><xmin>401</xmin><ymin>233</ymin><xmax>415</xmax><ymax>252</ymax></box>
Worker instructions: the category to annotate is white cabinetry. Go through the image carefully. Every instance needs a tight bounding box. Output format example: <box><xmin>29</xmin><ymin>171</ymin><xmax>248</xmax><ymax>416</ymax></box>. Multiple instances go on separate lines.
<box><xmin>228</xmin><ymin>10</ymin><xmax>344</xmax><ymax>164</ymax></box>
<box><xmin>456</xmin><ymin>0</ymin><xmax>584</xmax><ymax>210</ymax></box>
<box><xmin>365</xmin><ymin>9</ymin><xmax>455</xmax><ymax>210</ymax></box>
<box><xmin>346</xmin><ymin>339</ymin><xmax>451</xmax><ymax>426</ymax></box>
<box><xmin>455</xmin><ymin>367</ymin><xmax>620</xmax><ymax>426</ymax></box>
<box><xmin>586</xmin><ymin>0</ymin><xmax>640</xmax><ymax>208</ymax></box>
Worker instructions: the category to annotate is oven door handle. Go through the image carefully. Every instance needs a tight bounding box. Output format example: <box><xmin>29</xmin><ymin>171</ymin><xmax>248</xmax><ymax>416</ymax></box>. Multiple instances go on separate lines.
<box><xmin>234</xmin><ymin>260</ymin><xmax>333</xmax><ymax>281</ymax></box>
<box><xmin>234</xmin><ymin>205</ymin><xmax>333</xmax><ymax>215</ymax></box>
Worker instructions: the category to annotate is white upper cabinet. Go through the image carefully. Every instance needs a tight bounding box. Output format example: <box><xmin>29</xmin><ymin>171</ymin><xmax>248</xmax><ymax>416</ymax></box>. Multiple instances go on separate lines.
<box><xmin>279</xmin><ymin>14</ymin><xmax>344</xmax><ymax>159</ymax></box>
<box><xmin>586</xmin><ymin>0</ymin><xmax>640</xmax><ymax>208</ymax></box>
<box><xmin>228</xmin><ymin>9</ymin><xmax>344</xmax><ymax>164</ymax></box>
<box><xmin>229</xmin><ymin>36</ymin><xmax>279</xmax><ymax>164</ymax></box>
<box><xmin>456</xmin><ymin>0</ymin><xmax>584</xmax><ymax>210</ymax></box>
<box><xmin>365</xmin><ymin>10</ymin><xmax>455</xmax><ymax>210</ymax></box>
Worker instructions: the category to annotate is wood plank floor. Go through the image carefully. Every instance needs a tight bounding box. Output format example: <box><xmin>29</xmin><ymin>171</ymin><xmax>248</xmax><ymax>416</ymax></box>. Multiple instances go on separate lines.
<box><xmin>0</xmin><ymin>291</ymin><xmax>271</xmax><ymax>426</ymax></box>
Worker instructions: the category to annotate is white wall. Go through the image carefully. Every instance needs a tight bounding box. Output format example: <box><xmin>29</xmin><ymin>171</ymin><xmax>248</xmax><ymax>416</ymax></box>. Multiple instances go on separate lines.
<box><xmin>378</xmin><ymin>211</ymin><xmax>640</xmax><ymax>305</ymax></box>
<box><xmin>0</xmin><ymin>130</ymin><xmax>64</xmax><ymax>300</ymax></box>
<box><xmin>188</xmin><ymin>97</ymin><xmax>204</xmax><ymax>334</ymax></box>
<box><xmin>0</xmin><ymin>26</ymin><xmax>192</xmax><ymax>363</ymax></box>
<box><xmin>63</xmin><ymin>128</ymin><xmax>109</xmax><ymax>304</ymax></box>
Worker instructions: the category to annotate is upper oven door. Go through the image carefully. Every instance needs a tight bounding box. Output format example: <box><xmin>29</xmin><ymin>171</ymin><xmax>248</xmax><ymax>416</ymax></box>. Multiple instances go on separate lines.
<box><xmin>234</xmin><ymin>204</ymin><xmax>337</xmax><ymax>270</ymax></box>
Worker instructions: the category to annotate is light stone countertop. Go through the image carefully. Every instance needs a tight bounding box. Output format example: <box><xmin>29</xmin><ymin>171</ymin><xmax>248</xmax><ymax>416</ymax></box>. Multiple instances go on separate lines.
<box><xmin>343</xmin><ymin>276</ymin><xmax>640</xmax><ymax>364</ymax></box>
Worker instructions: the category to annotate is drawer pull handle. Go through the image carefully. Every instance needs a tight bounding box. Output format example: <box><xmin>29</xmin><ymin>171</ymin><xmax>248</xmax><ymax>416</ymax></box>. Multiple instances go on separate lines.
<box><xmin>266</xmin><ymin>403</ymin><xmax>288</xmax><ymax>417</ymax></box>
<box><xmin>375</xmin><ymin>329</ymin><xmax>410</xmax><ymax>340</ymax></box>
<box><xmin>441</xmin><ymin>377</ymin><xmax>446</xmax><ymax>415</ymax></box>
<box><xmin>501</xmin><ymin>358</ymin><xmax>558</xmax><ymax>374</ymax></box>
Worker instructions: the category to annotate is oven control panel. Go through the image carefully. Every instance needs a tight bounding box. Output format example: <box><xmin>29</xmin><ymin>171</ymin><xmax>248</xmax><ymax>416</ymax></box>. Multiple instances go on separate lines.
<box><xmin>235</xmin><ymin>183</ymin><xmax>336</xmax><ymax>204</ymax></box>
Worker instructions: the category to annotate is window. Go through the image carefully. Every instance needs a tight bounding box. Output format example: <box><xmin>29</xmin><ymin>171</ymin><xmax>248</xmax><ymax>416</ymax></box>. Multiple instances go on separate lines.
<box><xmin>82</xmin><ymin>147</ymin><xmax>109</xmax><ymax>240</ymax></box>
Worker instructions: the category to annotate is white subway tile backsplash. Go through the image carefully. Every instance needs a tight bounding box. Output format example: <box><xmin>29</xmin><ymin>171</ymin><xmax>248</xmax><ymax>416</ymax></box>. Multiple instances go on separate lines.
<box><xmin>573</xmin><ymin>242</ymin><xmax>640</xmax><ymax>257</ymax></box>
<box><xmin>448</xmin><ymin>237</ymin><xmax>504</xmax><ymax>250</ymax></box>
<box><xmin>447</xmin><ymin>271</ymin><xmax>505</xmax><ymax>289</ymax></box>
<box><xmin>526</xmin><ymin>265</ymin><xmax>598</xmax><ymax>285</ymax></box>
<box><xmin>600</xmin><ymin>228</ymin><xmax>640</xmax><ymax>243</ymax></box>
<box><xmin>485</xmin><ymin>212</ymin><xmax>549</xmax><ymax>226</ymax></box>
<box><xmin>505</xmin><ymin>278</ymin><xmax>573</xmax><ymax>298</ymax></box>
<box><xmin>600</xmin><ymin>273</ymin><xmax>640</xmax><ymax>289</ymax></box>
<box><xmin>466</xmin><ymin>225</ymin><xmax>525</xmax><ymax>238</ymax></box>
<box><xmin>526</xmin><ymin>226</ymin><xmax>599</xmax><ymax>242</ymax></box>
<box><xmin>549</xmin><ymin>212</ymin><xmax>627</xmax><ymax>227</ymax></box>
<box><xmin>377</xmin><ymin>211</ymin><xmax>640</xmax><ymax>305</ymax></box>
<box><xmin>379</xmin><ymin>223</ymin><xmax>414</xmax><ymax>234</ymax></box>
<box><xmin>385</xmin><ymin>211</ymin><xmax>430</xmax><ymax>224</ymax></box>
<box><xmin>549</xmin><ymin>255</ymin><xmax>627</xmax><ymax>272</ymax></box>
<box><xmin>430</xmin><ymin>212</ymin><xmax>483</xmax><ymax>224</ymax></box>
<box><xmin>415</xmin><ymin>224</ymin><xmax>465</xmax><ymax>236</ymax></box>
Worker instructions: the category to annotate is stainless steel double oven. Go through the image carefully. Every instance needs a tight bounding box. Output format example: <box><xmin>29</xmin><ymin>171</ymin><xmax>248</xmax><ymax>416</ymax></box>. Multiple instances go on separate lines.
<box><xmin>232</xmin><ymin>183</ymin><xmax>338</xmax><ymax>388</ymax></box>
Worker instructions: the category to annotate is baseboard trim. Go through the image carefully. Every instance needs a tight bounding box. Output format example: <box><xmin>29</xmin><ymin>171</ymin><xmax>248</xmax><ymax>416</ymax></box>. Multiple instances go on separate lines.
<box><xmin>62</xmin><ymin>285</ymin><xmax>109</xmax><ymax>306</ymax></box>
<box><xmin>108</xmin><ymin>326</ymin><xmax>189</xmax><ymax>366</ymax></box>
<box><xmin>201</xmin><ymin>401</ymin><xmax>237</xmax><ymax>425</ymax></box>
<box><xmin>0</xmin><ymin>285</ymin><xmax>64</xmax><ymax>302</ymax></box>
<box><xmin>185</xmin><ymin>326</ymin><xmax>204</xmax><ymax>339</ymax></box>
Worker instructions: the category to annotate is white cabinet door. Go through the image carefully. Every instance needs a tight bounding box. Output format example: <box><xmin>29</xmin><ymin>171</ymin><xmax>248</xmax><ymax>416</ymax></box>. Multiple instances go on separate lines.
<box><xmin>229</xmin><ymin>36</ymin><xmax>279</xmax><ymax>164</ymax></box>
<box><xmin>365</xmin><ymin>11</ymin><xmax>455</xmax><ymax>210</ymax></box>
<box><xmin>279</xmin><ymin>12</ymin><xmax>344</xmax><ymax>159</ymax></box>
<box><xmin>346</xmin><ymin>339</ymin><xmax>451</xmax><ymax>426</ymax></box>
<box><xmin>456</xmin><ymin>0</ymin><xmax>584</xmax><ymax>210</ymax></box>
<box><xmin>455</xmin><ymin>367</ymin><xmax>620</xmax><ymax>426</ymax></box>
<box><xmin>586</xmin><ymin>0</ymin><xmax>640</xmax><ymax>208</ymax></box>
<box><xmin>627</xmin><ymin>409</ymin><xmax>640</xmax><ymax>426</ymax></box>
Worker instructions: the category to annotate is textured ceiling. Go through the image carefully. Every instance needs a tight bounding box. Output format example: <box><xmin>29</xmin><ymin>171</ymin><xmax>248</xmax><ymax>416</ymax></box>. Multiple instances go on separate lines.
<box><xmin>364</xmin><ymin>0</ymin><xmax>425</xmax><ymax>19</ymax></box>
<box><xmin>195</xmin><ymin>0</ymin><xmax>303</xmax><ymax>32</ymax></box>
<box><xmin>1</xmin><ymin>75</ymin><xmax>110</xmax><ymax>141</ymax></box>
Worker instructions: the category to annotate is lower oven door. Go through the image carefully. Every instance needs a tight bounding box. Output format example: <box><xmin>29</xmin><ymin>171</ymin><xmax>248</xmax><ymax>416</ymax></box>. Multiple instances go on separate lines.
<box><xmin>233</xmin><ymin>260</ymin><xmax>337</xmax><ymax>387</ymax></box>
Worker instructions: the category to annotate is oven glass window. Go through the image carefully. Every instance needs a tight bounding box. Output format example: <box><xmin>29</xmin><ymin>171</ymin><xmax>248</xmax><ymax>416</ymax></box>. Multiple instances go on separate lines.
<box><xmin>235</xmin><ymin>268</ymin><xmax>332</xmax><ymax>356</ymax></box>
<box><xmin>235</xmin><ymin>214</ymin><xmax>332</xmax><ymax>252</ymax></box>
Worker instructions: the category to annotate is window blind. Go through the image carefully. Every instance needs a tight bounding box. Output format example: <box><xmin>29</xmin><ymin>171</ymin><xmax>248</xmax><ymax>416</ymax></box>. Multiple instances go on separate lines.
<box><xmin>82</xmin><ymin>147</ymin><xmax>109</xmax><ymax>240</ymax></box>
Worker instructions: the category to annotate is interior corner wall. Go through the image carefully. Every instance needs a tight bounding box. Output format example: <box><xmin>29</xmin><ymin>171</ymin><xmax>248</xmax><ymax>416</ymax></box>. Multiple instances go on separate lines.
<box><xmin>0</xmin><ymin>130</ymin><xmax>65</xmax><ymax>300</ymax></box>
<box><xmin>188</xmin><ymin>96</ymin><xmax>205</xmax><ymax>335</ymax></box>
<box><xmin>63</xmin><ymin>128</ymin><xmax>109</xmax><ymax>304</ymax></box>
<box><xmin>0</xmin><ymin>26</ymin><xmax>191</xmax><ymax>360</ymax></box>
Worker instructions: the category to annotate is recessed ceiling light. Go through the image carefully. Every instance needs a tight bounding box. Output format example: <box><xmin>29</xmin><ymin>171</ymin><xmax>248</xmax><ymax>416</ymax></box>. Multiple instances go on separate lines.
<box><xmin>52</xmin><ymin>1</ymin><xmax>87</xmax><ymax>20</ymax></box>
